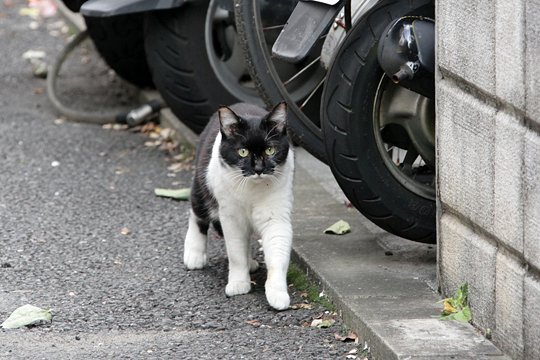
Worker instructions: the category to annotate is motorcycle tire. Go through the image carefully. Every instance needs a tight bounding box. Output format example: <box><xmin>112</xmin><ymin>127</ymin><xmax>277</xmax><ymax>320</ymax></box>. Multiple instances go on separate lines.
<box><xmin>144</xmin><ymin>1</ymin><xmax>261</xmax><ymax>134</ymax></box>
<box><xmin>62</xmin><ymin>0</ymin><xmax>85</xmax><ymax>12</ymax></box>
<box><xmin>234</xmin><ymin>0</ymin><xmax>328</xmax><ymax>163</ymax></box>
<box><xmin>84</xmin><ymin>14</ymin><xmax>154</xmax><ymax>88</ymax></box>
<box><xmin>322</xmin><ymin>0</ymin><xmax>436</xmax><ymax>243</ymax></box>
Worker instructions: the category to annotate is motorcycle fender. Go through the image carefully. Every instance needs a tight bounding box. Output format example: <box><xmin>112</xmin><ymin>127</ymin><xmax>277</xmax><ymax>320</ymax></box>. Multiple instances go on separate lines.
<box><xmin>81</xmin><ymin>0</ymin><xmax>188</xmax><ymax>17</ymax></box>
<box><xmin>271</xmin><ymin>0</ymin><xmax>344</xmax><ymax>63</ymax></box>
<box><xmin>320</xmin><ymin>0</ymin><xmax>379</xmax><ymax>69</ymax></box>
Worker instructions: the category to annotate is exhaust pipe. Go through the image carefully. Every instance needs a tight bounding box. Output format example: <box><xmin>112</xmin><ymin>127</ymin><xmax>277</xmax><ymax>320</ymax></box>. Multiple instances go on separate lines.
<box><xmin>377</xmin><ymin>16</ymin><xmax>435</xmax><ymax>98</ymax></box>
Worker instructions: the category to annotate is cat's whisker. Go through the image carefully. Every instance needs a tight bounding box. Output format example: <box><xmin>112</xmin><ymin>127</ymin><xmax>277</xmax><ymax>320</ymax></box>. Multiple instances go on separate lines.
<box><xmin>231</xmin><ymin>170</ymin><xmax>246</xmax><ymax>190</ymax></box>
<box><xmin>230</xmin><ymin>171</ymin><xmax>244</xmax><ymax>180</ymax></box>
<box><xmin>272</xmin><ymin>169</ymin><xmax>284</xmax><ymax>177</ymax></box>
<box><xmin>233</xmin><ymin>172</ymin><xmax>247</xmax><ymax>193</ymax></box>
<box><xmin>264</xmin><ymin>130</ymin><xmax>281</xmax><ymax>142</ymax></box>
<box><xmin>230</xmin><ymin>175</ymin><xmax>242</xmax><ymax>187</ymax></box>
<box><xmin>241</xmin><ymin>176</ymin><xmax>249</xmax><ymax>192</ymax></box>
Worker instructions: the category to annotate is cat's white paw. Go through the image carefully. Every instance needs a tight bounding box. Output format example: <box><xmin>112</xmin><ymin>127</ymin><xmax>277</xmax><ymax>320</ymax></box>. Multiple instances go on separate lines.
<box><xmin>183</xmin><ymin>250</ymin><xmax>207</xmax><ymax>270</ymax></box>
<box><xmin>249</xmin><ymin>259</ymin><xmax>260</xmax><ymax>273</ymax></box>
<box><xmin>225</xmin><ymin>281</ymin><xmax>251</xmax><ymax>297</ymax></box>
<box><xmin>265</xmin><ymin>287</ymin><xmax>290</xmax><ymax>311</ymax></box>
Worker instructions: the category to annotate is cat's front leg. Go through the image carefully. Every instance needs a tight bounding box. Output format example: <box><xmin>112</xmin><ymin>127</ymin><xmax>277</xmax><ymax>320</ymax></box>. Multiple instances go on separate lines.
<box><xmin>260</xmin><ymin>222</ymin><xmax>292</xmax><ymax>311</ymax></box>
<box><xmin>183</xmin><ymin>210</ymin><xmax>208</xmax><ymax>270</ymax></box>
<box><xmin>221</xmin><ymin>212</ymin><xmax>252</xmax><ymax>297</ymax></box>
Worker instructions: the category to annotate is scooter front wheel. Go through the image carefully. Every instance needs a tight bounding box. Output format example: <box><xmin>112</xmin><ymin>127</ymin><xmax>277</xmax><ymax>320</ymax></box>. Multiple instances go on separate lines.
<box><xmin>85</xmin><ymin>14</ymin><xmax>154</xmax><ymax>88</ymax></box>
<box><xmin>321</xmin><ymin>0</ymin><xmax>436</xmax><ymax>243</ymax></box>
<box><xmin>60</xmin><ymin>0</ymin><xmax>153</xmax><ymax>88</ymax></box>
<box><xmin>144</xmin><ymin>0</ymin><xmax>261</xmax><ymax>133</ymax></box>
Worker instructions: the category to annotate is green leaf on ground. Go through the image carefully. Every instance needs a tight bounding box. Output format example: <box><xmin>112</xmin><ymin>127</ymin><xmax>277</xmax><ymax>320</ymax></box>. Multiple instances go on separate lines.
<box><xmin>324</xmin><ymin>220</ymin><xmax>351</xmax><ymax>235</ymax></box>
<box><xmin>1</xmin><ymin>304</ymin><xmax>52</xmax><ymax>329</ymax></box>
<box><xmin>311</xmin><ymin>318</ymin><xmax>335</xmax><ymax>328</ymax></box>
<box><xmin>318</xmin><ymin>319</ymin><xmax>336</xmax><ymax>328</ymax></box>
<box><xmin>439</xmin><ymin>283</ymin><xmax>472</xmax><ymax>323</ymax></box>
<box><xmin>154</xmin><ymin>187</ymin><xmax>190</xmax><ymax>200</ymax></box>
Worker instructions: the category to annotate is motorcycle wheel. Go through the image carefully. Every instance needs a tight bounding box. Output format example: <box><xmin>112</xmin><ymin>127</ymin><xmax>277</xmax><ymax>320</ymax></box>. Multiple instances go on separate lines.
<box><xmin>85</xmin><ymin>14</ymin><xmax>154</xmax><ymax>88</ymax></box>
<box><xmin>322</xmin><ymin>0</ymin><xmax>436</xmax><ymax>243</ymax></box>
<box><xmin>144</xmin><ymin>1</ymin><xmax>261</xmax><ymax>134</ymax></box>
<box><xmin>59</xmin><ymin>0</ymin><xmax>153</xmax><ymax>88</ymax></box>
<box><xmin>234</xmin><ymin>0</ymin><xmax>328</xmax><ymax>162</ymax></box>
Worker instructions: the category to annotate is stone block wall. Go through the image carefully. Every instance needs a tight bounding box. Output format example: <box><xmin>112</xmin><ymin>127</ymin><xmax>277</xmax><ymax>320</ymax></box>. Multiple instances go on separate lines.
<box><xmin>436</xmin><ymin>1</ymin><xmax>539</xmax><ymax>359</ymax></box>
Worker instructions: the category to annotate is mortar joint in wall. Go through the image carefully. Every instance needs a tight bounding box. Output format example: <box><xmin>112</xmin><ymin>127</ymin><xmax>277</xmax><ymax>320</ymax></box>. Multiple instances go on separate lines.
<box><xmin>440</xmin><ymin>208</ymin><xmax>540</xmax><ymax>278</ymax></box>
<box><xmin>438</xmin><ymin>69</ymin><xmax>540</xmax><ymax>134</ymax></box>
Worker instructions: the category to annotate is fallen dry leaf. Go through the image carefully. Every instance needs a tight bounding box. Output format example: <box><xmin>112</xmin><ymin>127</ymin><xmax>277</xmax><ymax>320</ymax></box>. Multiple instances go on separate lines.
<box><xmin>291</xmin><ymin>303</ymin><xmax>314</xmax><ymax>310</ymax></box>
<box><xmin>334</xmin><ymin>331</ymin><xmax>358</xmax><ymax>343</ymax></box>
<box><xmin>310</xmin><ymin>318</ymin><xmax>335</xmax><ymax>328</ymax></box>
<box><xmin>144</xmin><ymin>140</ymin><xmax>162</xmax><ymax>147</ymax></box>
<box><xmin>159</xmin><ymin>141</ymin><xmax>178</xmax><ymax>152</ymax></box>
<box><xmin>172</xmin><ymin>153</ymin><xmax>190</xmax><ymax>162</ymax></box>
<box><xmin>245</xmin><ymin>319</ymin><xmax>261</xmax><ymax>327</ymax></box>
<box><xmin>114</xmin><ymin>167</ymin><xmax>127</xmax><ymax>175</ymax></box>
<box><xmin>102</xmin><ymin>123</ymin><xmax>128</xmax><ymax>131</ymax></box>
<box><xmin>443</xmin><ymin>300</ymin><xmax>456</xmax><ymax>314</ymax></box>
<box><xmin>139</xmin><ymin>122</ymin><xmax>158</xmax><ymax>133</ymax></box>
<box><xmin>167</xmin><ymin>163</ymin><xmax>188</xmax><ymax>172</ymax></box>
<box><xmin>160</xmin><ymin>128</ymin><xmax>174</xmax><ymax>140</ymax></box>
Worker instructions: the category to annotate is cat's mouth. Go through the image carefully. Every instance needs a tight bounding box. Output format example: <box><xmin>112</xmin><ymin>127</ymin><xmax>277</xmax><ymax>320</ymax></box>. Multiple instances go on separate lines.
<box><xmin>249</xmin><ymin>173</ymin><xmax>269</xmax><ymax>181</ymax></box>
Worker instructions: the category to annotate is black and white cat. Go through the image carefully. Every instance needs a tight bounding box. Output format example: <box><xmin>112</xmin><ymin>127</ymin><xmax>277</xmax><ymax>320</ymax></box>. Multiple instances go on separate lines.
<box><xmin>184</xmin><ymin>102</ymin><xmax>294</xmax><ymax>310</ymax></box>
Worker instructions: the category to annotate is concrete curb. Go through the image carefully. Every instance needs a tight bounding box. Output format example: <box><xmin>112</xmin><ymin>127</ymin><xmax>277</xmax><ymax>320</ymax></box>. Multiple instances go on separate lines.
<box><xmin>156</xmin><ymin>103</ymin><xmax>509</xmax><ymax>359</ymax></box>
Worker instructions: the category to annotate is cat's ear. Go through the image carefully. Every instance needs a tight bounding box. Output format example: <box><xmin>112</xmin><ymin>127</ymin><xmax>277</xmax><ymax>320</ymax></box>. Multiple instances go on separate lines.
<box><xmin>265</xmin><ymin>102</ymin><xmax>287</xmax><ymax>134</ymax></box>
<box><xmin>218</xmin><ymin>106</ymin><xmax>241</xmax><ymax>137</ymax></box>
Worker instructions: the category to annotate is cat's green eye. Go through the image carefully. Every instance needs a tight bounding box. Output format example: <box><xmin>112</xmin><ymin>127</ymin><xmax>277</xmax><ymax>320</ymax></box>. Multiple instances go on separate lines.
<box><xmin>238</xmin><ymin>148</ymin><xmax>249</xmax><ymax>157</ymax></box>
<box><xmin>265</xmin><ymin>147</ymin><xmax>276</xmax><ymax>156</ymax></box>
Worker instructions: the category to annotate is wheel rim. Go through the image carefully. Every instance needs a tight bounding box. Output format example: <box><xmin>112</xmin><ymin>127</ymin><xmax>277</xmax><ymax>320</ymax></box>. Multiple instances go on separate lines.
<box><xmin>373</xmin><ymin>75</ymin><xmax>436</xmax><ymax>200</ymax></box>
<box><xmin>205</xmin><ymin>0</ymin><xmax>261</xmax><ymax>104</ymax></box>
<box><xmin>251</xmin><ymin>0</ymin><xmax>326</xmax><ymax>132</ymax></box>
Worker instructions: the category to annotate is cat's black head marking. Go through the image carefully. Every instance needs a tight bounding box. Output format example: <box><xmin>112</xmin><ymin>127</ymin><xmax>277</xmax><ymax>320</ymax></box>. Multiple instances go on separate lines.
<box><xmin>218</xmin><ymin>103</ymin><xmax>290</xmax><ymax>178</ymax></box>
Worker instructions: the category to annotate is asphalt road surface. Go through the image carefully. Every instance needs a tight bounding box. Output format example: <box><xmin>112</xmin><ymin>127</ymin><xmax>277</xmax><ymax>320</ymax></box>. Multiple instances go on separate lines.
<box><xmin>0</xmin><ymin>2</ymin><xmax>354</xmax><ymax>359</ymax></box>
